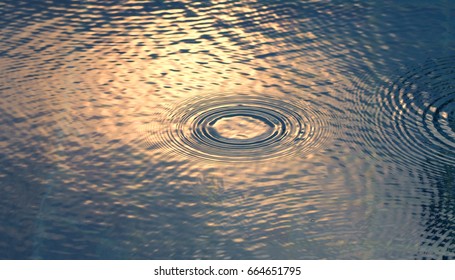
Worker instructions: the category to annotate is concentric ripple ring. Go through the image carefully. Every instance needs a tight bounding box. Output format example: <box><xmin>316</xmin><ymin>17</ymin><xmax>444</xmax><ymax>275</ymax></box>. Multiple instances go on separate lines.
<box><xmin>355</xmin><ymin>56</ymin><xmax>455</xmax><ymax>171</ymax></box>
<box><xmin>145</xmin><ymin>93</ymin><xmax>332</xmax><ymax>162</ymax></box>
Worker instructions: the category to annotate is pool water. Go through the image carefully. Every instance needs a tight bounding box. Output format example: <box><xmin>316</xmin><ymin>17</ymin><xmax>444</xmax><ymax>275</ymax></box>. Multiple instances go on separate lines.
<box><xmin>0</xmin><ymin>0</ymin><xmax>454</xmax><ymax>259</ymax></box>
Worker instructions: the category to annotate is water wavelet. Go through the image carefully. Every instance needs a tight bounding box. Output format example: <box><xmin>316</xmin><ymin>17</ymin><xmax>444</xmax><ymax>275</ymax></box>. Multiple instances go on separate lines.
<box><xmin>143</xmin><ymin>92</ymin><xmax>336</xmax><ymax>162</ymax></box>
<box><xmin>353</xmin><ymin>56</ymin><xmax>455</xmax><ymax>172</ymax></box>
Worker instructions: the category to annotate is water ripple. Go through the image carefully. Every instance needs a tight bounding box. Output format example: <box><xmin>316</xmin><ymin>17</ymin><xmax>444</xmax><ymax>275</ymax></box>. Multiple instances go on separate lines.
<box><xmin>144</xmin><ymin>92</ymin><xmax>335</xmax><ymax>162</ymax></box>
<box><xmin>354</xmin><ymin>56</ymin><xmax>455</xmax><ymax>172</ymax></box>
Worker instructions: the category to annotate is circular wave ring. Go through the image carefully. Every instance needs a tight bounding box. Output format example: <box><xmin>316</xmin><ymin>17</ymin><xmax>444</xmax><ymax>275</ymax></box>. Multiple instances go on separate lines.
<box><xmin>145</xmin><ymin>94</ymin><xmax>332</xmax><ymax>162</ymax></box>
<box><xmin>355</xmin><ymin>56</ymin><xmax>455</xmax><ymax>170</ymax></box>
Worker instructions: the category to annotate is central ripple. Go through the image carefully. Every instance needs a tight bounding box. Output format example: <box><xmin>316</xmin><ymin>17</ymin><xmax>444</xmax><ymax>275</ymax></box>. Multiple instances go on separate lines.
<box><xmin>145</xmin><ymin>93</ymin><xmax>333</xmax><ymax>162</ymax></box>
<box><xmin>209</xmin><ymin>115</ymin><xmax>273</xmax><ymax>140</ymax></box>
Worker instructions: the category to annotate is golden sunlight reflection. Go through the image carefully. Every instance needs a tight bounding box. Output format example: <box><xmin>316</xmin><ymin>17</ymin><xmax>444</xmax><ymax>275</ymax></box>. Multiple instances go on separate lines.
<box><xmin>0</xmin><ymin>0</ymin><xmax>363</xmax><ymax>197</ymax></box>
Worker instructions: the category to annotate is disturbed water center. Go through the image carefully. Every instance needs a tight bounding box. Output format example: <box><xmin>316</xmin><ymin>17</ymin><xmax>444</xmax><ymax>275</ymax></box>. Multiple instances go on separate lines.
<box><xmin>208</xmin><ymin>114</ymin><xmax>275</xmax><ymax>141</ymax></box>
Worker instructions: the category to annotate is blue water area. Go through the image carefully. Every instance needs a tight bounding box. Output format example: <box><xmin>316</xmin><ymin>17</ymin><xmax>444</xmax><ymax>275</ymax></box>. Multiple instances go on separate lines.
<box><xmin>0</xmin><ymin>0</ymin><xmax>454</xmax><ymax>259</ymax></box>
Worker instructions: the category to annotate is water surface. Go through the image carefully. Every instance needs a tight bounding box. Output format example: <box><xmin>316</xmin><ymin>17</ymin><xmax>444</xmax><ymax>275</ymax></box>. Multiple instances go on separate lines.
<box><xmin>0</xmin><ymin>0</ymin><xmax>454</xmax><ymax>259</ymax></box>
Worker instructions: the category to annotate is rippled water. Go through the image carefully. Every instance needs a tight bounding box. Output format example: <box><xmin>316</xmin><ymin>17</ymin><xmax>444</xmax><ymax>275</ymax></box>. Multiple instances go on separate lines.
<box><xmin>145</xmin><ymin>92</ymin><xmax>336</xmax><ymax>162</ymax></box>
<box><xmin>0</xmin><ymin>0</ymin><xmax>454</xmax><ymax>259</ymax></box>
<box><xmin>354</xmin><ymin>56</ymin><xmax>455</xmax><ymax>172</ymax></box>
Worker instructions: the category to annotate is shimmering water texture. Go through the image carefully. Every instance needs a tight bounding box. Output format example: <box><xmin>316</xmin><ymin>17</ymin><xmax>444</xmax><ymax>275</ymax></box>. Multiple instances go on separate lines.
<box><xmin>145</xmin><ymin>93</ymin><xmax>332</xmax><ymax>162</ymax></box>
<box><xmin>355</xmin><ymin>56</ymin><xmax>455</xmax><ymax>173</ymax></box>
<box><xmin>1</xmin><ymin>0</ymin><xmax>455</xmax><ymax>260</ymax></box>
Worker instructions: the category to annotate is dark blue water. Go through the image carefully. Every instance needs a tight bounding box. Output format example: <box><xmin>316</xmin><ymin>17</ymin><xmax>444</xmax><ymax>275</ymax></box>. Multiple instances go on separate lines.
<box><xmin>0</xmin><ymin>0</ymin><xmax>454</xmax><ymax>259</ymax></box>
